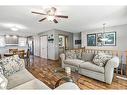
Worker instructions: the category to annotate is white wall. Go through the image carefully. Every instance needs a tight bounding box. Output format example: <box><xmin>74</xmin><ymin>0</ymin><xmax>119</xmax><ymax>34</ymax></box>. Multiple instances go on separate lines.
<box><xmin>73</xmin><ymin>33</ymin><xmax>81</xmax><ymax>48</ymax></box>
<box><xmin>18</xmin><ymin>37</ymin><xmax>27</xmax><ymax>46</ymax></box>
<box><xmin>81</xmin><ymin>24</ymin><xmax>127</xmax><ymax>51</ymax></box>
<box><xmin>33</xmin><ymin>35</ymin><xmax>40</xmax><ymax>56</ymax></box>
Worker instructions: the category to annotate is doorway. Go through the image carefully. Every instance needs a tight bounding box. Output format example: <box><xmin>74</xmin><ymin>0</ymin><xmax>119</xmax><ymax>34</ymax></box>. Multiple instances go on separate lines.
<box><xmin>58</xmin><ymin>35</ymin><xmax>68</xmax><ymax>54</ymax></box>
<box><xmin>28</xmin><ymin>37</ymin><xmax>34</xmax><ymax>55</ymax></box>
<box><xmin>40</xmin><ymin>36</ymin><xmax>48</xmax><ymax>59</ymax></box>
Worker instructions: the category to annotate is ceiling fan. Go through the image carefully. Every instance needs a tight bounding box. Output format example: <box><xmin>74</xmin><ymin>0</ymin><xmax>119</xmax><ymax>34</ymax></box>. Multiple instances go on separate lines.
<box><xmin>31</xmin><ymin>7</ymin><xmax>68</xmax><ymax>23</ymax></box>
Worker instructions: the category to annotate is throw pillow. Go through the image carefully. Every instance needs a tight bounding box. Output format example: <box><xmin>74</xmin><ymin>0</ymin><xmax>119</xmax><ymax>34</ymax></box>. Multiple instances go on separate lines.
<box><xmin>0</xmin><ymin>74</ymin><xmax>8</xmax><ymax>89</ymax></box>
<box><xmin>82</xmin><ymin>52</ymin><xmax>95</xmax><ymax>62</ymax></box>
<box><xmin>75</xmin><ymin>50</ymin><xmax>82</xmax><ymax>59</ymax></box>
<box><xmin>0</xmin><ymin>55</ymin><xmax>24</xmax><ymax>77</ymax></box>
<box><xmin>0</xmin><ymin>66</ymin><xmax>3</xmax><ymax>75</ymax></box>
<box><xmin>93</xmin><ymin>53</ymin><xmax>112</xmax><ymax>67</ymax></box>
<box><xmin>65</xmin><ymin>50</ymin><xmax>77</xmax><ymax>59</ymax></box>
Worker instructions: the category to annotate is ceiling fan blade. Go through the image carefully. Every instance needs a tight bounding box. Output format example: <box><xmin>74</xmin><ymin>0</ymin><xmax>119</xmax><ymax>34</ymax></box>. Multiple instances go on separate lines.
<box><xmin>55</xmin><ymin>15</ymin><xmax>68</xmax><ymax>18</ymax></box>
<box><xmin>31</xmin><ymin>11</ymin><xmax>46</xmax><ymax>15</ymax></box>
<box><xmin>53</xmin><ymin>19</ymin><xmax>58</xmax><ymax>23</ymax></box>
<box><xmin>39</xmin><ymin>18</ymin><xmax>46</xmax><ymax>22</ymax></box>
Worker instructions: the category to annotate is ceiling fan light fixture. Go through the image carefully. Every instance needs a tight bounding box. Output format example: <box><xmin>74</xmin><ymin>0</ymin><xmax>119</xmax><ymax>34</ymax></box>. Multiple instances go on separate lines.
<box><xmin>47</xmin><ymin>15</ymin><xmax>55</xmax><ymax>21</ymax></box>
<box><xmin>31</xmin><ymin>7</ymin><xmax>68</xmax><ymax>23</ymax></box>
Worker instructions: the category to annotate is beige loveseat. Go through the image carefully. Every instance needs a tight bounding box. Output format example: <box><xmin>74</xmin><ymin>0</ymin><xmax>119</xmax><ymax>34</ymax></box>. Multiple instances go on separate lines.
<box><xmin>60</xmin><ymin>49</ymin><xmax>119</xmax><ymax>84</ymax></box>
<box><xmin>0</xmin><ymin>55</ymin><xmax>79</xmax><ymax>90</ymax></box>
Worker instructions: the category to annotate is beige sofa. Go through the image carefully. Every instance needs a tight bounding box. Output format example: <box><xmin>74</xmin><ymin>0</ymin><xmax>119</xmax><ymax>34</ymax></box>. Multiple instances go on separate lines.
<box><xmin>0</xmin><ymin>55</ymin><xmax>79</xmax><ymax>90</ymax></box>
<box><xmin>60</xmin><ymin>50</ymin><xmax>119</xmax><ymax>84</ymax></box>
<box><xmin>7</xmin><ymin>69</ymin><xmax>50</xmax><ymax>90</ymax></box>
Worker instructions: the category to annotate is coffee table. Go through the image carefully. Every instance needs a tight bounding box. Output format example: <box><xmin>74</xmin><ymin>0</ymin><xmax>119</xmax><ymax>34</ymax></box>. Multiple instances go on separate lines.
<box><xmin>54</xmin><ymin>67</ymin><xmax>80</xmax><ymax>88</ymax></box>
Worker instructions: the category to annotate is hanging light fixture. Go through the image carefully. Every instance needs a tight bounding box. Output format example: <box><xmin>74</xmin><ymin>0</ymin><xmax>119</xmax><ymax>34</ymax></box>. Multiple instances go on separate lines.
<box><xmin>100</xmin><ymin>23</ymin><xmax>109</xmax><ymax>42</ymax></box>
<box><xmin>47</xmin><ymin>15</ymin><xmax>55</xmax><ymax>21</ymax></box>
<box><xmin>46</xmin><ymin>7</ymin><xmax>56</xmax><ymax>22</ymax></box>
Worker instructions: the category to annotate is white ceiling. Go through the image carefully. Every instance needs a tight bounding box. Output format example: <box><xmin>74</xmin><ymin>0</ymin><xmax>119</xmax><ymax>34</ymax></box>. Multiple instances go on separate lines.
<box><xmin>0</xmin><ymin>6</ymin><xmax>127</xmax><ymax>36</ymax></box>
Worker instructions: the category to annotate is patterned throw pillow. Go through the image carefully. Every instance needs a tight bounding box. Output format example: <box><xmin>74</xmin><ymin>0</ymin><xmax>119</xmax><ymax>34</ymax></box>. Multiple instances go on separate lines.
<box><xmin>65</xmin><ymin>50</ymin><xmax>77</xmax><ymax>59</ymax></box>
<box><xmin>82</xmin><ymin>52</ymin><xmax>95</xmax><ymax>62</ymax></box>
<box><xmin>93</xmin><ymin>53</ymin><xmax>112</xmax><ymax>67</ymax></box>
<box><xmin>75</xmin><ymin>50</ymin><xmax>82</xmax><ymax>59</ymax></box>
<box><xmin>0</xmin><ymin>55</ymin><xmax>24</xmax><ymax>77</ymax></box>
<box><xmin>0</xmin><ymin>66</ymin><xmax>3</xmax><ymax>75</ymax></box>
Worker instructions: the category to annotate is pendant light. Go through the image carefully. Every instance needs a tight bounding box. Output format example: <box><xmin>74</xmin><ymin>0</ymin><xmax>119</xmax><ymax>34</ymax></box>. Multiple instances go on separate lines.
<box><xmin>100</xmin><ymin>23</ymin><xmax>108</xmax><ymax>41</ymax></box>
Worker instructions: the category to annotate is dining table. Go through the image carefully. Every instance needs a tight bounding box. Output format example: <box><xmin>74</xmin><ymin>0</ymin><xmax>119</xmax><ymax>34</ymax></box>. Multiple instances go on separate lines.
<box><xmin>4</xmin><ymin>53</ymin><xmax>14</xmax><ymax>57</ymax></box>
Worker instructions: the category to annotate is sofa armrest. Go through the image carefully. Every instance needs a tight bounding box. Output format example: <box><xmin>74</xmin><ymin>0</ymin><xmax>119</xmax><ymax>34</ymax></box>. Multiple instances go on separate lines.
<box><xmin>60</xmin><ymin>53</ymin><xmax>65</xmax><ymax>68</ymax></box>
<box><xmin>54</xmin><ymin>82</ymin><xmax>80</xmax><ymax>90</ymax></box>
<box><xmin>104</xmin><ymin>56</ymin><xmax>119</xmax><ymax>84</ymax></box>
<box><xmin>11</xmin><ymin>79</ymin><xmax>50</xmax><ymax>90</ymax></box>
<box><xmin>0</xmin><ymin>74</ymin><xmax>8</xmax><ymax>89</ymax></box>
<box><xmin>105</xmin><ymin>56</ymin><xmax>119</xmax><ymax>68</ymax></box>
<box><xmin>60</xmin><ymin>53</ymin><xmax>65</xmax><ymax>61</ymax></box>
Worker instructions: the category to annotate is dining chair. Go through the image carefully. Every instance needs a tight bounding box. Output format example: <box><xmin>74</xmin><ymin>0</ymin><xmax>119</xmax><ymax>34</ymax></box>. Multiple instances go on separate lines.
<box><xmin>9</xmin><ymin>49</ymin><xmax>18</xmax><ymax>55</ymax></box>
<box><xmin>18</xmin><ymin>50</ymin><xmax>25</xmax><ymax>59</ymax></box>
<box><xmin>24</xmin><ymin>49</ymin><xmax>31</xmax><ymax>67</ymax></box>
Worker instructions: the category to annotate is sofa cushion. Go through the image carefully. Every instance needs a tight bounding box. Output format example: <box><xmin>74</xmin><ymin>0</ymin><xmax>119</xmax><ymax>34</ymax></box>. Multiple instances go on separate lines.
<box><xmin>7</xmin><ymin>69</ymin><xmax>35</xmax><ymax>89</ymax></box>
<box><xmin>0</xmin><ymin>55</ymin><xmax>24</xmax><ymax>77</ymax></box>
<box><xmin>65</xmin><ymin>50</ymin><xmax>77</xmax><ymax>59</ymax></box>
<box><xmin>0</xmin><ymin>74</ymin><xmax>8</xmax><ymax>89</ymax></box>
<box><xmin>93</xmin><ymin>53</ymin><xmax>112</xmax><ymax>67</ymax></box>
<box><xmin>64</xmin><ymin>59</ymin><xmax>84</xmax><ymax>67</ymax></box>
<box><xmin>82</xmin><ymin>52</ymin><xmax>94</xmax><ymax>62</ymax></box>
<box><xmin>79</xmin><ymin>62</ymin><xmax>104</xmax><ymax>73</ymax></box>
<box><xmin>11</xmin><ymin>79</ymin><xmax>50</xmax><ymax>90</ymax></box>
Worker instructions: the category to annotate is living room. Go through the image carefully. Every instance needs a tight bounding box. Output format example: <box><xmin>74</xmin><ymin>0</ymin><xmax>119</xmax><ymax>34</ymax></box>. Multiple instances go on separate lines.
<box><xmin>0</xmin><ymin>0</ymin><xmax>127</xmax><ymax>95</ymax></box>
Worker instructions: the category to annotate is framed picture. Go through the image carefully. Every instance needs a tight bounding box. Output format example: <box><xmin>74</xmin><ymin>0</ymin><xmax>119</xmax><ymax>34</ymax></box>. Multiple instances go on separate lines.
<box><xmin>87</xmin><ymin>34</ymin><xmax>96</xmax><ymax>46</ymax></box>
<box><xmin>96</xmin><ymin>33</ymin><xmax>103</xmax><ymax>46</ymax></box>
<box><xmin>58</xmin><ymin>35</ymin><xmax>65</xmax><ymax>47</ymax></box>
<box><xmin>103</xmin><ymin>32</ymin><xmax>116</xmax><ymax>46</ymax></box>
<box><xmin>59</xmin><ymin>37</ymin><xmax>63</xmax><ymax>47</ymax></box>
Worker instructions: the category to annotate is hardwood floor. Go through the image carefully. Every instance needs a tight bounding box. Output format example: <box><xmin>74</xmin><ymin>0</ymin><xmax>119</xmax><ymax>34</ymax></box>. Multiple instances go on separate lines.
<box><xmin>26</xmin><ymin>56</ymin><xmax>127</xmax><ymax>90</ymax></box>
